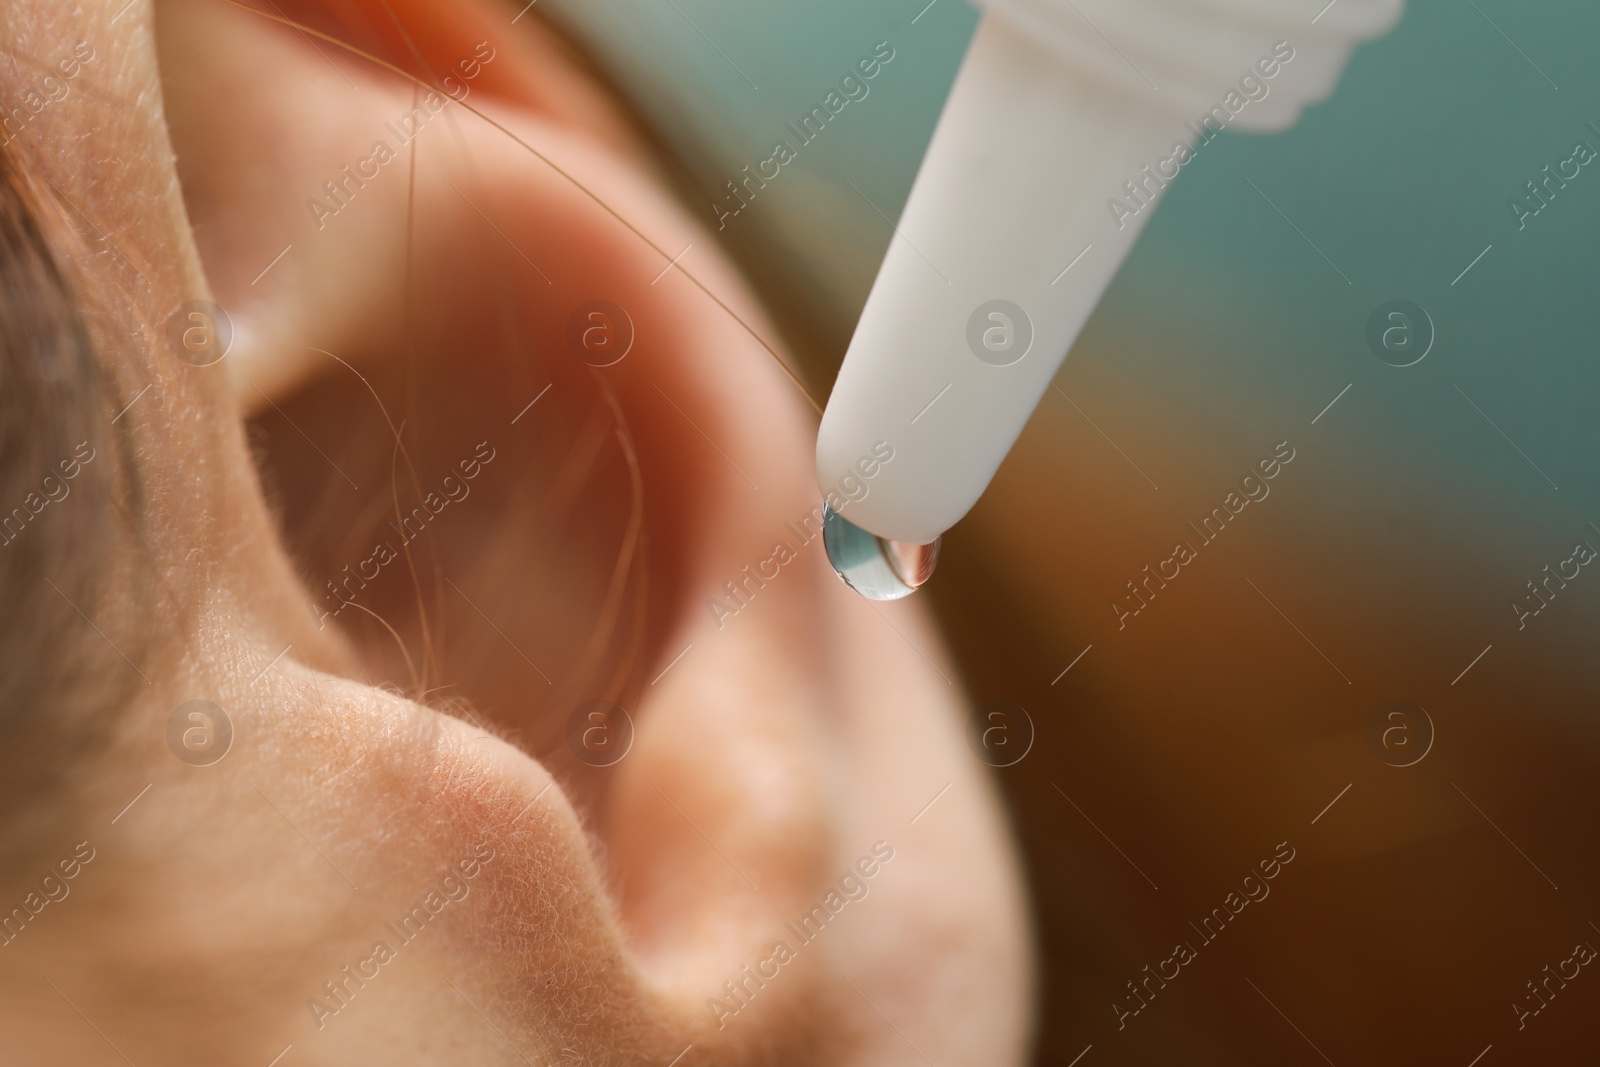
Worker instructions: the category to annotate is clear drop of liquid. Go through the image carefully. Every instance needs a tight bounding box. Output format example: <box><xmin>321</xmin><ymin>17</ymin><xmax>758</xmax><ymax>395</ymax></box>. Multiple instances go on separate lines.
<box><xmin>821</xmin><ymin>504</ymin><xmax>940</xmax><ymax>600</ymax></box>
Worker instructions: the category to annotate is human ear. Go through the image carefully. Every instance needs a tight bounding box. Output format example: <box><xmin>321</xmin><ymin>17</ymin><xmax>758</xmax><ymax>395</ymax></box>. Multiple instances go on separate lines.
<box><xmin>25</xmin><ymin>1</ymin><xmax>1035</xmax><ymax>1061</ymax></box>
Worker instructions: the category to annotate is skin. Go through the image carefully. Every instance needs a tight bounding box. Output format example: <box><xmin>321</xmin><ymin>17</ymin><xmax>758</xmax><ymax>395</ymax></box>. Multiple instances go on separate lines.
<box><xmin>0</xmin><ymin>0</ymin><xmax>1031</xmax><ymax>1063</ymax></box>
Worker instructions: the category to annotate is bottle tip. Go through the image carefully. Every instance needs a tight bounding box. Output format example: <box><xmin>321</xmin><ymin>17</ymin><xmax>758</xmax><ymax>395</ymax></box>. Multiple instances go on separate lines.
<box><xmin>821</xmin><ymin>503</ymin><xmax>940</xmax><ymax>600</ymax></box>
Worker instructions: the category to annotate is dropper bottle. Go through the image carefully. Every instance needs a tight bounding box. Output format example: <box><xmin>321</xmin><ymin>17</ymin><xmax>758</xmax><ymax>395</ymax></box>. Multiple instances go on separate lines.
<box><xmin>817</xmin><ymin>0</ymin><xmax>1401</xmax><ymax>598</ymax></box>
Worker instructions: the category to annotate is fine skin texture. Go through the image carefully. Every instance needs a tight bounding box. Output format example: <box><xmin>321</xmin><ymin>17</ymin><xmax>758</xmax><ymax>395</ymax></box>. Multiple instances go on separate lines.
<box><xmin>0</xmin><ymin>0</ymin><xmax>1031</xmax><ymax>1063</ymax></box>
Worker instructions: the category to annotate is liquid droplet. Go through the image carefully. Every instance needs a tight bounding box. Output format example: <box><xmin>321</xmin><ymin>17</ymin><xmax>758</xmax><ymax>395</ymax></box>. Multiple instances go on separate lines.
<box><xmin>821</xmin><ymin>504</ymin><xmax>940</xmax><ymax>600</ymax></box>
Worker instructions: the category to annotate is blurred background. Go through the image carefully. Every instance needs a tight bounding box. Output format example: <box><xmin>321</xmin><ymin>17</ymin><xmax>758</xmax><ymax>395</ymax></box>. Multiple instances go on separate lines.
<box><xmin>532</xmin><ymin>0</ymin><xmax>1600</xmax><ymax>1062</ymax></box>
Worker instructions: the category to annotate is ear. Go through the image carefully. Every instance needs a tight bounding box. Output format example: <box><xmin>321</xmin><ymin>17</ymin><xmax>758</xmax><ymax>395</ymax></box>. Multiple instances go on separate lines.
<box><xmin>156</xmin><ymin>0</ymin><xmax>840</xmax><ymax>927</ymax></box>
<box><xmin>113</xmin><ymin>0</ymin><xmax>1029</xmax><ymax>1060</ymax></box>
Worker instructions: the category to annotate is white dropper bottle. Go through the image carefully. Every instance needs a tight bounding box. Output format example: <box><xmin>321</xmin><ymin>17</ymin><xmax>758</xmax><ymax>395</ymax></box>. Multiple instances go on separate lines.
<box><xmin>815</xmin><ymin>0</ymin><xmax>1400</xmax><ymax>599</ymax></box>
